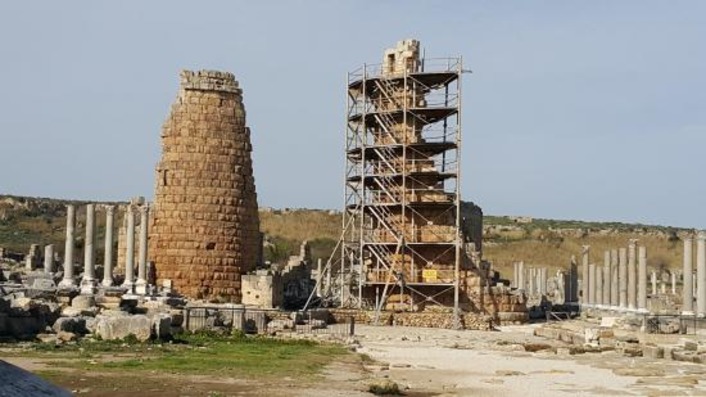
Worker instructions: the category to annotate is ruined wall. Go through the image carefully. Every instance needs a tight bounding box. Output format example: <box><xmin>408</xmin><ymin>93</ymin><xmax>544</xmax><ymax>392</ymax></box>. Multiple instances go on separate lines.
<box><xmin>149</xmin><ymin>70</ymin><xmax>260</xmax><ymax>301</ymax></box>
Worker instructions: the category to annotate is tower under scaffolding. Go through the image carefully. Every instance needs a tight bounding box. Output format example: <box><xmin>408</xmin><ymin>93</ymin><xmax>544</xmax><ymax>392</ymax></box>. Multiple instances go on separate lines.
<box><xmin>327</xmin><ymin>39</ymin><xmax>467</xmax><ymax>326</ymax></box>
<box><xmin>305</xmin><ymin>40</ymin><xmax>528</xmax><ymax>329</ymax></box>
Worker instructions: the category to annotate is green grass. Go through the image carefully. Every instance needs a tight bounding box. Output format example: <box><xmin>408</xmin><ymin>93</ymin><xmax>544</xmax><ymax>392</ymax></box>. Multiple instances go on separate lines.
<box><xmin>17</xmin><ymin>331</ymin><xmax>349</xmax><ymax>379</ymax></box>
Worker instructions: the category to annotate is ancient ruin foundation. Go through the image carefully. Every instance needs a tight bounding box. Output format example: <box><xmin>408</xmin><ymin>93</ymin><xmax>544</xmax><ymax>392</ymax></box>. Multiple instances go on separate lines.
<box><xmin>149</xmin><ymin>70</ymin><xmax>260</xmax><ymax>301</ymax></box>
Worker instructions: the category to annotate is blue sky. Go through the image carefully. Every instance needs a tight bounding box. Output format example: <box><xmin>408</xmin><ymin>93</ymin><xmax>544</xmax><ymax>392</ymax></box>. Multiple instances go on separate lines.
<box><xmin>0</xmin><ymin>1</ymin><xmax>704</xmax><ymax>228</ymax></box>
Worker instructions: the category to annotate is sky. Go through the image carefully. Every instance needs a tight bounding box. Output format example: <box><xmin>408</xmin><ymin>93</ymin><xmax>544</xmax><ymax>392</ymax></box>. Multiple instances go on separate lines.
<box><xmin>0</xmin><ymin>1</ymin><xmax>704</xmax><ymax>228</ymax></box>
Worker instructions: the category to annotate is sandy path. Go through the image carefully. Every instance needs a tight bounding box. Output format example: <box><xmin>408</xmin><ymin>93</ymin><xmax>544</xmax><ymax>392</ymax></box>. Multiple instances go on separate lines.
<box><xmin>354</xmin><ymin>324</ymin><xmax>706</xmax><ymax>396</ymax></box>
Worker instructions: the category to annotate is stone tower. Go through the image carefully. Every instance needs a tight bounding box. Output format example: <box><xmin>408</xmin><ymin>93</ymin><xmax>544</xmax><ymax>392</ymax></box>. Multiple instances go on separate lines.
<box><xmin>149</xmin><ymin>70</ymin><xmax>260</xmax><ymax>301</ymax></box>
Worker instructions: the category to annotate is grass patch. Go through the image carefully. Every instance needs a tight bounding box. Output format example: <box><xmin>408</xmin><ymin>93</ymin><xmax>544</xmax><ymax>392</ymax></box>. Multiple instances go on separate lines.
<box><xmin>12</xmin><ymin>331</ymin><xmax>350</xmax><ymax>379</ymax></box>
<box><xmin>99</xmin><ymin>334</ymin><xmax>347</xmax><ymax>377</ymax></box>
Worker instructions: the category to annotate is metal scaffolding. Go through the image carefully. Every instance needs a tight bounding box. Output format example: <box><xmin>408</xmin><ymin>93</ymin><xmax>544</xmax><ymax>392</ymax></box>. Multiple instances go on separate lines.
<box><xmin>328</xmin><ymin>41</ymin><xmax>464</xmax><ymax>326</ymax></box>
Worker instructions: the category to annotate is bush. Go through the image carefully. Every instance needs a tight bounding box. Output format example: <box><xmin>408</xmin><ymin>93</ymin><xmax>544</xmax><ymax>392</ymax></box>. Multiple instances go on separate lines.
<box><xmin>368</xmin><ymin>379</ymin><xmax>401</xmax><ymax>395</ymax></box>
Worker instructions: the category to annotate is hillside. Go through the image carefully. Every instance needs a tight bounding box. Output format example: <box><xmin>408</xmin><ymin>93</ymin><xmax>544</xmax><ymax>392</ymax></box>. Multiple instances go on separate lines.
<box><xmin>0</xmin><ymin>194</ymin><xmax>691</xmax><ymax>274</ymax></box>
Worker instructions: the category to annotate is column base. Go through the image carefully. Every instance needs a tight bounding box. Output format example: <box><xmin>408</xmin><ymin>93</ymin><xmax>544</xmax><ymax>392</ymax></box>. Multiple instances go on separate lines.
<box><xmin>681</xmin><ymin>310</ymin><xmax>695</xmax><ymax>316</ymax></box>
<box><xmin>636</xmin><ymin>308</ymin><xmax>649</xmax><ymax>314</ymax></box>
<box><xmin>135</xmin><ymin>279</ymin><xmax>148</xmax><ymax>295</ymax></box>
<box><xmin>121</xmin><ymin>281</ymin><xmax>135</xmax><ymax>294</ymax></box>
<box><xmin>80</xmin><ymin>279</ymin><xmax>97</xmax><ymax>295</ymax></box>
<box><xmin>102</xmin><ymin>278</ymin><xmax>114</xmax><ymax>288</ymax></box>
<box><xmin>58</xmin><ymin>278</ymin><xmax>77</xmax><ymax>289</ymax></box>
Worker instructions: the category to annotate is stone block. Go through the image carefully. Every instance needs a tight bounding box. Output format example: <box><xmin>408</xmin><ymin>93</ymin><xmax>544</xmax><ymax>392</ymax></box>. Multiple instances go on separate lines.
<box><xmin>60</xmin><ymin>307</ymin><xmax>82</xmax><ymax>317</ymax></box>
<box><xmin>56</xmin><ymin>331</ymin><xmax>77</xmax><ymax>343</ymax></box>
<box><xmin>94</xmin><ymin>314</ymin><xmax>152</xmax><ymax>342</ymax></box>
<box><xmin>616</xmin><ymin>334</ymin><xmax>640</xmax><ymax>343</ymax></box>
<box><xmin>32</xmin><ymin>279</ymin><xmax>56</xmax><ymax>290</ymax></box>
<box><xmin>682</xmin><ymin>340</ymin><xmax>706</xmax><ymax>352</ymax></box>
<box><xmin>11</xmin><ymin>297</ymin><xmax>33</xmax><ymax>312</ymax></box>
<box><xmin>621</xmin><ymin>346</ymin><xmax>643</xmax><ymax>357</ymax></box>
<box><xmin>36</xmin><ymin>333</ymin><xmax>58</xmax><ymax>344</ymax></box>
<box><xmin>71</xmin><ymin>295</ymin><xmax>96</xmax><ymax>310</ymax></box>
<box><xmin>672</xmin><ymin>349</ymin><xmax>698</xmax><ymax>363</ymax></box>
<box><xmin>52</xmin><ymin>317</ymin><xmax>87</xmax><ymax>335</ymax></box>
<box><xmin>642</xmin><ymin>344</ymin><xmax>664</xmax><ymax>359</ymax></box>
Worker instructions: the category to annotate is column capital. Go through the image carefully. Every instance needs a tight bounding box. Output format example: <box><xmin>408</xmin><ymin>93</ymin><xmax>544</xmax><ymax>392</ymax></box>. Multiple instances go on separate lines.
<box><xmin>104</xmin><ymin>205</ymin><xmax>115</xmax><ymax>215</ymax></box>
<box><xmin>139</xmin><ymin>204</ymin><xmax>150</xmax><ymax>216</ymax></box>
<box><xmin>697</xmin><ymin>231</ymin><xmax>706</xmax><ymax>241</ymax></box>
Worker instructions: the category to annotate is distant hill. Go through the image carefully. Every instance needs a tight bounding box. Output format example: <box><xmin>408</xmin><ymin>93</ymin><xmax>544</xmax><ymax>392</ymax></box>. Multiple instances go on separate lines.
<box><xmin>0</xmin><ymin>194</ymin><xmax>691</xmax><ymax>274</ymax></box>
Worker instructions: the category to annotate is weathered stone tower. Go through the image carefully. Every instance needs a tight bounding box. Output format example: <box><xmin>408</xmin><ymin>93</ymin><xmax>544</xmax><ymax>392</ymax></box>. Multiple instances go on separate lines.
<box><xmin>149</xmin><ymin>70</ymin><xmax>260</xmax><ymax>301</ymax></box>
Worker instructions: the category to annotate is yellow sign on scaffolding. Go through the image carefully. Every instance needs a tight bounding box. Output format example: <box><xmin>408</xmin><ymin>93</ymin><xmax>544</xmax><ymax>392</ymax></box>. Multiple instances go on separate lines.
<box><xmin>422</xmin><ymin>269</ymin><xmax>438</xmax><ymax>282</ymax></box>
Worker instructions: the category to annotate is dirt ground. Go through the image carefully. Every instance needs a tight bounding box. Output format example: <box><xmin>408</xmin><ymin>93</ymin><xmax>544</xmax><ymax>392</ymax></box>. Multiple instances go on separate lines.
<box><xmin>4</xmin><ymin>323</ymin><xmax>706</xmax><ymax>396</ymax></box>
<box><xmin>354</xmin><ymin>324</ymin><xmax>706</xmax><ymax>397</ymax></box>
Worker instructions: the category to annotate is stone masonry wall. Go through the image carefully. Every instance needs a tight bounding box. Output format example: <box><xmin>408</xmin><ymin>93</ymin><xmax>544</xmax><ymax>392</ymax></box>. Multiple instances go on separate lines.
<box><xmin>149</xmin><ymin>70</ymin><xmax>260</xmax><ymax>301</ymax></box>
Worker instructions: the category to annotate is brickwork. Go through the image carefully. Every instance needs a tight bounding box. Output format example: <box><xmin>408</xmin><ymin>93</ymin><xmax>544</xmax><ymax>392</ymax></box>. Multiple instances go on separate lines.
<box><xmin>149</xmin><ymin>70</ymin><xmax>260</xmax><ymax>301</ymax></box>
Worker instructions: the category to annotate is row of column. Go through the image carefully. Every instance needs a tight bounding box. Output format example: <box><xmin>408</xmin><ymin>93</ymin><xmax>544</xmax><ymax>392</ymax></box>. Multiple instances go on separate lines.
<box><xmin>58</xmin><ymin>203</ymin><xmax>150</xmax><ymax>295</ymax></box>
<box><xmin>512</xmin><ymin>261</ymin><xmax>548</xmax><ymax>296</ymax></box>
<box><xmin>682</xmin><ymin>232</ymin><xmax>706</xmax><ymax>317</ymax></box>
<box><xmin>581</xmin><ymin>240</ymin><xmax>649</xmax><ymax>312</ymax></box>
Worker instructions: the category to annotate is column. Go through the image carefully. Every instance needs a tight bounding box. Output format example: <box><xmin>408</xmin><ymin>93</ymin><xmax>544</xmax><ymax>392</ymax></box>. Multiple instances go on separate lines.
<box><xmin>43</xmin><ymin>244</ymin><xmax>54</xmax><ymax>273</ymax></box>
<box><xmin>671</xmin><ymin>272</ymin><xmax>677</xmax><ymax>295</ymax></box>
<box><xmin>59</xmin><ymin>205</ymin><xmax>76</xmax><ymax>288</ymax></box>
<box><xmin>581</xmin><ymin>246</ymin><xmax>590</xmax><ymax>306</ymax></box>
<box><xmin>638</xmin><ymin>245</ymin><xmax>648</xmax><ymax>312</ymax></box>
<box><xmin>80</xmin><ymin>204</ymin><xmax>97</xmax><ymax>294</ymax></box>
<box><xmin>651</xmin><ymin>271</ymin><xmax>657</xmax><ymax>295</ymax></box>
<box><xmin>102</xmin><ymin>205</ymin><xmax>115</xmax><ymax>287</ymax></box>
<box><xmin>325</xmin><ymin>258</ymin><xmax>332</xmax><ymax>295</ymax></box>
<box><xmin>682</xmin><ymin>235</ymin><xmax>694</xmax><ymax>315</ymax></box>
<box><xmin>528</xmin><ymin>267</ymin><xmax>536</xmax><ymax>296</ymax></box>
<box><xmin>619</xmin><ymin>247</ymin><xmax>627</xmax><ymax>310</ymax></box>
<box><xmin>25</xmin><ymin>244</ymin><xmax>39</xmax><ymax>271</ymax></box>
<box><xmin>602</xmin><ymin>251</ymin><xmax>611</xmax><ymax>306</ymax></box>
<box><xmin>627</xmin><ymin>239</ymin><xmax>637</xmax><ymax>310</ymax></box>
<box><xmin>316</xmin><ymin>258</ymin><xmax>323</xmax><ymax>296</ymax></box>
<box><xmin>539</xmin><ymin>267</ymin><xmax>547</xmax><ymax>295</ymax></box>
<box><xmin>569</xmin><ymin>255</ymin><xmax>579</xmax><ymax>303</ymax></box>
<box><xmin>518</xmin><ymin>261</ymin><xmax>525</xmax><ymax>291</ymax></box>
<box><xmin>121</xmin><ymin>205</ymin><xmax>136</xmax><ymax>291</ymax></box>
<box><xmin>513</xmin><ymin>262</ymin><xmax>519</xmax><ymax>288</ymax></box>
<box><xmin>610</xmin><ymin>249</ymin><xmax>619</xmax><ymax>307</ymax></box>
<box><xmin>557</xmin><ymin>269</ymin><xmax>567</xmax><ymax>302</ymax></box>
<box><xmin>697</xmin><ymin>232</ymin><xmax>706</xmax><ymax>317</ymax></box>
<box><xmin>595</xmin><ymin>266</ymin><xmax>603</xmax><ymax>307</ymax></box>
<box><xmin>588</xmin><ymin>263</ymin><xmax>596</xmax><ymax>306</ymax></box>
<box><xmin>135</xmin><ymin>205</ymin><xmax>149</xmax><ymax>294</ymax></box>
